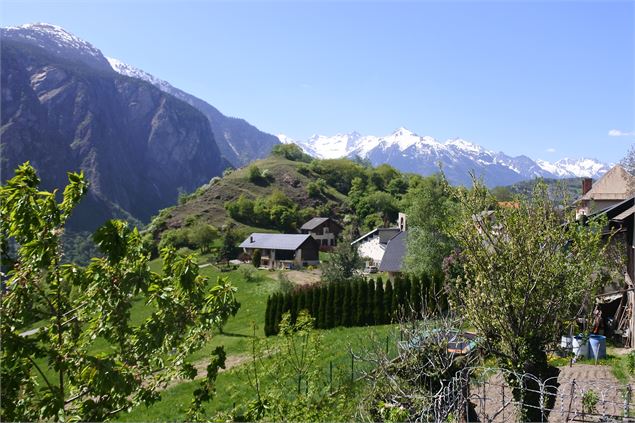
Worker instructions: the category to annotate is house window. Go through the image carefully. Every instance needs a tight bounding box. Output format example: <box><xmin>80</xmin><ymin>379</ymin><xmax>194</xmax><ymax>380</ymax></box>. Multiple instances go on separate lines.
<box><xmin>322</xmin><ymin>239</ymin><xmax>328</xmax><ymax>246</ymax></box>
<box><xmin>330</xmin><ymin>239</ymin><xmax>335</xmax><ymax>246</ymax></box>
<box><xmin>324</xmin><ymin>227</ymin><xmax>329</xmax><ymax>234</ymax></box>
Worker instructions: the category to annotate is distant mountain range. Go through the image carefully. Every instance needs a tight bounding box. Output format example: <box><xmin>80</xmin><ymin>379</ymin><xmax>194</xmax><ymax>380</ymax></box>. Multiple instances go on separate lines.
<box><xmin>0</xmin><ymin>23</ymin><xmax>278</xmax><ymax>230</ymax></box>
<box><xmin>279</xmin><ymin>128</ymin><xmax>610</xmax><ymax>186</ymax></box>
<box><xmin>1</xmin><ymin>22</ymin><xmax>612</xmax><ymax>232</ymax></box>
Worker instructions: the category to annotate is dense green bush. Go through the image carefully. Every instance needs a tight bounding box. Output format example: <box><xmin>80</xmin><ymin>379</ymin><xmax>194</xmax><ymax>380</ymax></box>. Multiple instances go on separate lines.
<box><xmin>225</xmin><ymin>190</ymin><xmax>299</xmax><ymax>231</ymax></box>
<box><xmin>307</xmin><ymin>178</ymin><xmax>327</xmax><ymax>198</ymax></box>
<box><xmin>252</xmin><ymin>248</ymin><xmax>262</xmax><ymax>267</ymax></box>
<box><xmin>248</xmin><ymin>164</ymin><xmax>263</xmax><ymax>182</ymax></box>
<box><xmin>308</xmin><ymin>159</ymin><xmax>367</xmax><ymax>194</ymax></box>
<box><xmin>271</xmin><ymin>143</ymin><xmax>313</xmax><ymax>162</ymax></box>
<box><xmin>158</xmin><ymin>222</ymin><xmax>219</xmax><ymax>252</ymax></box>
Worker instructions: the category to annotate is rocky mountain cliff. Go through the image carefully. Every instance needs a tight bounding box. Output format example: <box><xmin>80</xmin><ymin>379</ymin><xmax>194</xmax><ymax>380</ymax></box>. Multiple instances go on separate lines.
<box><xmin>280</xmin><ymin>128</ymin><xmax>610</xmax><ymax>187</ymax></box>
<box><xmin>1</xmin><ymin>24</ymin><xmax>228</xmax><ymax>230</ymax></box>
<box><xmin>107</xmin><ymin>58</ymin><xmax>280</xmax><ymax>167</ymax></box>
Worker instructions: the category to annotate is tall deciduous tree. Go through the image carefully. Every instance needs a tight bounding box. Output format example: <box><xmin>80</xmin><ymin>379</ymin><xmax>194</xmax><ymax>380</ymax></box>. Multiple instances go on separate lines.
<box><xmin>0</xmin><ymin>163</ymin><xmax>240</xmax><ymax>421</ymax></box>
<box><xmin>404</xmin><ymin>174</ymin><xmax>458</xmax><ymax>281</ymax></box>
<box><xmin>447</xmin><ymin>179</ymin><xmax>616</xmax><ymax>421</ymax></box>
<box><xmin>217</xmin><ymin>224</ymin><xmax>239</xmax><ymax>265</ymax></box>
<box><xmin>321</xmin><ymin>229</ymin><xmax>363</xmax><ymax>284</ymax></box>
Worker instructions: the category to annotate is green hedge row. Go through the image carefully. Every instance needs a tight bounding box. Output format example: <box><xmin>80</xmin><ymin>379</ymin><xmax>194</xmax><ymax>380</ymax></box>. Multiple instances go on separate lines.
<box><xmin>264</xmin><ymin>274</ymin><xmax>440</xmax><ymax>336</ymax></box>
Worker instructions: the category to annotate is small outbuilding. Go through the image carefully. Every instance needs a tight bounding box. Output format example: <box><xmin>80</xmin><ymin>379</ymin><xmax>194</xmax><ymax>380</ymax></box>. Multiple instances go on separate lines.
<box><xmin>300</xmin><ymin>217</ymin><xmax>342</xmax><ymax>248</ymax></box>
<box><xmin>239</xmin><ymin>233</ymin><xmax>320</xmax><ymax>269</ymax></box>
<box><xmin>576</xmin><ymin>165</ymin><xmax>635</xmax><ymax>217</ymax></box>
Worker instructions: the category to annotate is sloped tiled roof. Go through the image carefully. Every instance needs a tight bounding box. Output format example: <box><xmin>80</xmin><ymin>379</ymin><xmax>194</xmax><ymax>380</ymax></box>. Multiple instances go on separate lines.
<box><xmin>300</xmin><ymin>217</ymin><xmax>330</xmax><ymax>231</ymax></box>
<box><xmin>378</xmin><ymin>231</ymin><xmax>407</xmax><ymax>273</ymax></box>
<box><xmin>239</xmin><ymin>233</ymin><xmax>312</xmax><ymax>251</ymax></box>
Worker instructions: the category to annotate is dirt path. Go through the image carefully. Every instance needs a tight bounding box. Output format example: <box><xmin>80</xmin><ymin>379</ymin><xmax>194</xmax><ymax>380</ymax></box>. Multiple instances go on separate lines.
<box><xmin>284</xmin><ymin>269</ymin><xmax>321</xmax><ymax>286</ymax></box>
<box><xmin>163</xmin><ymin>353</ymin><xmax>252</xmax><ymax>390</ymax></box>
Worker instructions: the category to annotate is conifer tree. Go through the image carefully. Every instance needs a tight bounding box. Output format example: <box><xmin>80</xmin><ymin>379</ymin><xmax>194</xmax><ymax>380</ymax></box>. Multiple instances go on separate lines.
<box><xmin>274</xmin><ymin>293</ymin><xmax>283</xmax><ymax>334</ymax></box>
<box><xmin>391</xmin><ymin>275</ymin><xmax>402</xmax><ymax>319</ymax></box>
<box><xmin>326</xmin><ymin>283</ymin><xmax>335</xmax><ymax>328</ymax></box>
<box><xmin>334</xmin><ymin>283</ymin><xmax>344</xmax><ymax>327</ymax></box>
<box><xmin>264</xmin><ymin>295</ymin><xmax>273</xmax><ymax>336</ymax></box>
<box><xmin>402</xmin><ymin>274</ymin><xmax>411</xmax><ymax>310</ymax></box>
<box><xmin>373</xmin><ymin>278</ymin><xmax>385</xmax><ymax>325</ymax></box>
<box><xmin>341</xmin><ymin>282</ymin><xmax>352</xmax><ymax>327</ymax></box>
<box><xmin>311</xmin><ymin>286</ymin><xmax>320</xmax><ymax>319</ymax></box>
<box><xmin>284</xmin><ymin>292</ymin><xmax>293</xmax><ymax>317</ymax></box>
<box><xmin>318</xmin><ymin>285</ymin><xmax>327</xmax><ymax>329</ymax></box>
<box><xmin>366</xmin><ymin>278</ymin><xmax>376</xmax><ymax>325</ymax></box>
<box><xmin>350</xmin><ymin>280</ymin><xmax>359</xmax><ymax>326</ymax></box>
<box><xmin>296</xmin><ymin>289</ymin><xmax>306</xmax><ymax>315</ymax></box>
<box><xmin>303</xmin><ymin>289</ymin><xmax>311</xmax><ymax>314</ymax></box>
<box><xmin>356</xmin><ymin>279</ymin><xmax>367</xmax><ymax>326</ymax></box>
<box><xmin>384</xmin><ymin>279</ymin><xmax>394</xmax><ymax>323</ymax></box>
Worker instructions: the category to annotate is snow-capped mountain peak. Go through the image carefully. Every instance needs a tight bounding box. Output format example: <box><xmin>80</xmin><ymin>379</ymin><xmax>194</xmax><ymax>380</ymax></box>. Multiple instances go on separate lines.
<box><xmin>536</xmin><ymin>157</ymin><xmax>610</xmax><ymax>178</ymax></box>
<box><xmin>279</xmin><ymin>129</ymin><xmax>610</xmax><ymax>186</ymax></box>
<box><xmin>277</xmin><ymin>134</ymin><xmax>296</xmax><ymax>145</ymax></box>
<box><xmin>107</xmin><ymin>57</ymin><xmax>175</xmax><ymax>92</ymax></box>
<box><xmin>445</xmin><ymin>138</ymin><xmax>483</xmax><ymax>154</ymax></box>
<box><xmin>2</xmin><ymin>23</ymin><xmax>112</xmax><ymax>71</ymax></box>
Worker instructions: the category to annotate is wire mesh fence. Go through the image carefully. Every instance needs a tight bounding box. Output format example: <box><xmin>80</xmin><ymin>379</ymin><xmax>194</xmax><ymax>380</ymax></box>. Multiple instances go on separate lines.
<box><xmin>414</xmin><ymin>366</ymin><xmax>634</xmax><ymax>422</ymax></box>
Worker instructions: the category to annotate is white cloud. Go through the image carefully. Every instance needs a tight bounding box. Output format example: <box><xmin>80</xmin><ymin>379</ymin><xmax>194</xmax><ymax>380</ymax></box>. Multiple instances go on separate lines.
<box><xmin>546</xmin><ymin>148</ymin><xmax>556</xmax><ymax>153</ymax></box>
<box><xmin>609</xmin><ymin>129</ymin><xmax>635</xmax><ymax>137</ymax></box>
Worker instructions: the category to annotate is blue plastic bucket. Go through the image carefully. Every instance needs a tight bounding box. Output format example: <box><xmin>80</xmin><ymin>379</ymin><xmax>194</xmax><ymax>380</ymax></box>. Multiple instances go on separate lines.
<box><xmin>588</xmin><ymin>335</ymin><xmax>606</xmax><ymax>360</ymax></box>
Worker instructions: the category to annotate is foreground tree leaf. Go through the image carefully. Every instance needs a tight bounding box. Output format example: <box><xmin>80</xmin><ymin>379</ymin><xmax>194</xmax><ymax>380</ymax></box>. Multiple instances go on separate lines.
<box><xmin>1</xmin><ymin>162</ymin><xmax>239</xmax><ymax>421</ymax></box>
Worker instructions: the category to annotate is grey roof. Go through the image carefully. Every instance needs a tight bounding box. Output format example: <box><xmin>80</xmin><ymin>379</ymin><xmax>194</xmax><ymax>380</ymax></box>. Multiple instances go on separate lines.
<box><xmin>300</xmin><ymin>217</ymin><xmax>330</xmax><ymax>231</ymax></box>
<box><xmin>379</xmin><ymin>228</ymin><xmax>401</xmax><ymax>243</ymax></box>
<box><xmin>239</xmin><ymin>233</ymin><xmax>312</xmax><ymax>251</ymax></box>
<box><xmin>378</xmin><ymin>231</ymin><xmax>407</xmax><ymax>273</ymax></box>
<box><xmin>351</xmin><ymin>227</ymin><xmax>400</xmax><ymax>245</ymax></box>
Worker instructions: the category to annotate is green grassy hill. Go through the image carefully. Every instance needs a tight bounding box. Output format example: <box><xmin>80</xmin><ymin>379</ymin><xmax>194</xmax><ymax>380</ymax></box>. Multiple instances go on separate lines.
<box><xmin>147</xmin><ymin>155</ymin><xmax>350</xmax><ymax>238</ymax></box>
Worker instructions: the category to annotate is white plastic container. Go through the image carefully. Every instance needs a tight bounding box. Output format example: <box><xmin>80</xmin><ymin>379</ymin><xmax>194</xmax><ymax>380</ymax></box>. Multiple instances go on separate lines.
<box><xmin>571</xmin><ymin>336</ymin><xmax>588</xmax><ymax>358</ymax></box>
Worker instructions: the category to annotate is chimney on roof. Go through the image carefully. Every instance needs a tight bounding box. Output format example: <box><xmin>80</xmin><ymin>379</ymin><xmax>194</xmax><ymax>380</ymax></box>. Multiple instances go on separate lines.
<box><xmin>250</xmin><ymin>235</ymin><xmax>254</xmax><ymax>243</ymax></box>
<box><xmin>582</xmin><ymin>178</ymin><xmax>593</xmax><ymax>195</ymax></box>
<box><xmin>398</xmin><ymin>212</ymin><xmax>407</xmax><ymax>232</ymax></box>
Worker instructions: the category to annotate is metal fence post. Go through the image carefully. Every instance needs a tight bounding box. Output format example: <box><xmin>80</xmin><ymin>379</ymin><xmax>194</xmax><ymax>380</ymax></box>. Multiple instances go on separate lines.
<box><xmin>625</xmin><ymin>384</ymin><xmax>632</xmax><ymax>418</ymax></box>
<box><xmin>502</xmin><ymin>383</ymin><xmax>505</xmax><ymax>423</ymax></box>
<box><xmin>566</xmin><ymin>379</ymin><xmax>576</xmax><ymax>421</ymax></box>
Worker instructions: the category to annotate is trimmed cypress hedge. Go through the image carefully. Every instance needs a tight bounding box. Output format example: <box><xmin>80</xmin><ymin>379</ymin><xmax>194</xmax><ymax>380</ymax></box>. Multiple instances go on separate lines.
<box><xmin>264</xmin><ymin>274</ymin><xmax>440</xmax><ymax>335</ymax></box>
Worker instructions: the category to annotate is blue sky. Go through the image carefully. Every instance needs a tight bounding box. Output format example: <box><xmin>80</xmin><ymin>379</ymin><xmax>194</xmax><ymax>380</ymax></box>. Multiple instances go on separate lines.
<box><xmin>2</xmin><ymin>0</ymin><xmax>634</xmax><ymax>163</ymax></box>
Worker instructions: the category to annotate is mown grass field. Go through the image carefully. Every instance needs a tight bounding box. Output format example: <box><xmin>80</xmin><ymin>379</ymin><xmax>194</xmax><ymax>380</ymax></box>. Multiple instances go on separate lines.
<box><xmin>117</xmin><ymin>257</ymin><xmax>397</xmax><ymax>421</ymax></box>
